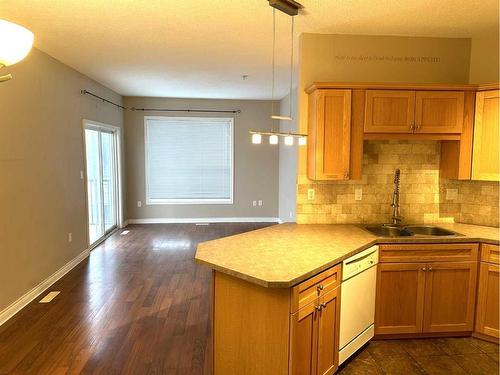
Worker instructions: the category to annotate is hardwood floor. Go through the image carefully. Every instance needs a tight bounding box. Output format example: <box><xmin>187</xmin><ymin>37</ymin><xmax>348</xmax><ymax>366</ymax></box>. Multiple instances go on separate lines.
<box><xmin>1</xmin><ymin>223</ymin><xmax>498</xmax><ymax>374</ymax></box>
<box><xmin>0</xmin><ymin>223</ymin><xmax>274</xmax><ymax>375</ymax></box>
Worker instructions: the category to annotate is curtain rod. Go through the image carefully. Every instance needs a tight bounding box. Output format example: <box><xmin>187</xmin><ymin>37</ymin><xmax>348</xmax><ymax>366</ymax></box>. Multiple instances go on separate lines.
<box><xmin>81</xmin><ymin>89</ymin><xmax>241</xmax><ymax>114</ymax></box>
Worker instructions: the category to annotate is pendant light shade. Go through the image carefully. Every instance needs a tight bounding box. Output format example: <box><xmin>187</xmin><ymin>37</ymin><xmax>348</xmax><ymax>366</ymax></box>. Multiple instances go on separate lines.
<box><xmin>284</xmin><ymin>135</ymin><xmax>294</xmax><ymax>146</ymax></box>
<box><xmin>252</xmin><ymin>133</ymin><xmax>262</xmax><ymax>144</ymax></box>
<box><xmin>298</xmin><ymin>136</ymin><xmax>307</xmax><ymax>146</ymax></box>
<box><xmin>269</xmin><ymin>134</ymin><xmax>279</xmax><ymax>144</ymax></box>
<box><xmin>0</xmin><ymin>20</ymin><xmax>33</xmax><ymax>66</ymax></box>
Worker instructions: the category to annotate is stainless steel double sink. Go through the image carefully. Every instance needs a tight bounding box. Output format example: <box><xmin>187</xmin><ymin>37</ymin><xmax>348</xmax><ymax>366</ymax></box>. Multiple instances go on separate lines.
<box><xmin>364</xmin><ymin>224</ymin><xmax>459</xmax><ymax>237</ymax></box>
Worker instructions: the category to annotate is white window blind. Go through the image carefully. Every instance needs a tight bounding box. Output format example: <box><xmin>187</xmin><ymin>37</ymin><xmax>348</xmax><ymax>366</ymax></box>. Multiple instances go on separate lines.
<box><xmin>145</xmin><ymin>117</ymin><xmax>233</xmax><ymax>204</ymax></box>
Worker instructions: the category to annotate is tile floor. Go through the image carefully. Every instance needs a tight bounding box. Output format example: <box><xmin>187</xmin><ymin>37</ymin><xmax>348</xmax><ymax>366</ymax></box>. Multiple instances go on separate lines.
<box><xmin>338</xmin><ymin>337</ymin><xmax>499</xmax><ymax>375</ymax></box>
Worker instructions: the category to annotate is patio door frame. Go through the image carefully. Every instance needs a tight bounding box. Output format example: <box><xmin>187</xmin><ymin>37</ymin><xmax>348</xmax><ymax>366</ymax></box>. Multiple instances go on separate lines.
<box><xmin>82</xmin><ymin>119</ymin><xmax>123</xmax><ymax>249</ymax></box>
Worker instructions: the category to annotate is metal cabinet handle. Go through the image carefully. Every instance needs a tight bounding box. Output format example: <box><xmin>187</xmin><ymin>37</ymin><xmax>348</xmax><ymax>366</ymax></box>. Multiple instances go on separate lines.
<box><xmin>422</xmin><ymin>266</ymin><xmax>427</xmax><ymax>271</ymax></box>
<box><xmin>344</xmin><ymin>171</ymin><xmax>349</xmax><ymax>179</ymax></box>
<box><xmin>317</xmin><ymin>284</ymin><xmax>324</xmax><ymax>294</ymax></box>
<box><xmin>410</xmin><ymin>123</ymin><xmax>415</xmax><ymax>132</ymax></box>
<box><xmin>428</xmin><ymin>266</ymin><xmax>433</xmax><ymax>271</ymax></box>
<box><xmin>320</xmin><ymin>303</ymin><xmax>327</xmax><ymax>309</ymax></box>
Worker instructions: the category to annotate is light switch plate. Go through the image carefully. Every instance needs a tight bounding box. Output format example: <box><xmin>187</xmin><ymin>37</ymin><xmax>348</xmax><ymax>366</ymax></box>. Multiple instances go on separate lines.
<box><xmin>307</xmin><ymin>188</ymin><xmax>315</xmax><ymax>200</ymax></box>
<box><xmin>355</xmin><ymin>188</ymin><xmax>363</xmax><ymax>201</ymax></box>
<box><xmin>446</xmin><ymin>189</ymin><xmax>458</xmax><ymax>200</ymax></box>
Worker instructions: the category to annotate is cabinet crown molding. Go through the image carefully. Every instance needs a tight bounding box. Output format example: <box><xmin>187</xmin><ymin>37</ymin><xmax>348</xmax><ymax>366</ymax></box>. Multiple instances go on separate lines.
<box><xmin>305</xmin><ymin>82</ymin><xmax>483</xmax><ymax>94</ymax></box>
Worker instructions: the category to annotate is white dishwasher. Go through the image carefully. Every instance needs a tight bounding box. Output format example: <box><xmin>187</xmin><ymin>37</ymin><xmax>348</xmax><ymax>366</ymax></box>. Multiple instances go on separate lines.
<box><xmin>338</xmin><ymin>245</ymin><xmax>378</xmax><ymax>365</ymax></box>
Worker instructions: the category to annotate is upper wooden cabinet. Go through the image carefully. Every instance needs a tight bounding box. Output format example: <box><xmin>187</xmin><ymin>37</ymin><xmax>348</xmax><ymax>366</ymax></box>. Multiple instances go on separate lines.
<box><xmin>364</xmin><ymin>90</ymin><xmax>465</xmax><ymax>134</ymax></box>
<box><xmin>415</xmin><ymin>91</ymin><xmax>464</xmax><ymax>133</ymax></box>
<box><xmin>364</xmin><ymin>90</ymin><xmax>415</xmax><ymax>133</ymax></box>
<box><xmin>471</xmin><ymin>90</ymin><xmax>500</xmax><ymax>181</ymax></box>
<box><xmin>308</xmin><ymin>89</ymin><xmax>352</xmax><ymax>181</ymax></box>
<box><xmin>305</xmin><ymin>82</ymin><xmax>491</xmax><ymax>181</ymax></box>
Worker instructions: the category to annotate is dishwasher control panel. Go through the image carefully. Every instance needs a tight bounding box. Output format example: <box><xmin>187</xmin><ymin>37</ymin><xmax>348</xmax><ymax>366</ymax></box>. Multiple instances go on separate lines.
<box><xmin>342</xmin><ymin>246</ymin><xmax>379</xmax><ymax>281</ymax></box>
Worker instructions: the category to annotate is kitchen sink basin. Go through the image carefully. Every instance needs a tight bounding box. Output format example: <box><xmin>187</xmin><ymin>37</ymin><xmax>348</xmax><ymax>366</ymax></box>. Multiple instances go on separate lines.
<box><xmin>364</xmin><ymin>225</ymin><xmax>412</xmax><ymax>237</ymax></box>
<box><xmin>363</xmin><ymin>224</ymin><xmax>458</xmax><ymax>237</ymax></box>
<box><xmin>404</xmin><ymin>225</ymin><xmax>457</xmax><ymax>236</ymax></box>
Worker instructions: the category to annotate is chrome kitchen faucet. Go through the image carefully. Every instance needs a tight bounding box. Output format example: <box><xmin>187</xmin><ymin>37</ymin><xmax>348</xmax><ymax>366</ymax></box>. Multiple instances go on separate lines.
<box><xmin>390</xmin><ymin>169</ymin><xmax>403</xmax><ymax>225</ymax></box>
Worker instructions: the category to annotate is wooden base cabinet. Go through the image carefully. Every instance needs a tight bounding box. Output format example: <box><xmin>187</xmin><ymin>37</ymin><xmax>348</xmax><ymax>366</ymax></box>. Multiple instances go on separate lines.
<box><xmin>213</xmin><ymin>265</ymin><xmax>342</xmax><ymax>375</ymax></box>
<box><xmin>375</xmin><ymin>244</ymin><xmax>479</xmax><ymax>337</ymax></box>
<box><xmin>475</xmin><ymin>244</ymin><xmax>500</xmax><ymax>340</ymax></box>
<box><xmin>290</xmin><ymin>289</ymin><xmax>340</xmax><ymax>375</ymax></box>
<box><xmin>375</xmin><ymin>263</ymin><xmax>425</xmax><ymax>335</ymax></box>
<box><xmin>422</xmin><ymin>262</ymin><xmax>477</xmax><ymax>333</ymax></box>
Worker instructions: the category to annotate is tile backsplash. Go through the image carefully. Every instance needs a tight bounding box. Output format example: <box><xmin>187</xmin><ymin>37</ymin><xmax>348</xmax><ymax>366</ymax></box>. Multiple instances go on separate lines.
<box><xmin>440</xmin><ymin>179</ymin><xmax>499</xmax><ymax>227</ymax></box>
<box><xmin>296</xmin><ymin>140</ymin><xmax>499</xmax><ymax>227</ymax></box>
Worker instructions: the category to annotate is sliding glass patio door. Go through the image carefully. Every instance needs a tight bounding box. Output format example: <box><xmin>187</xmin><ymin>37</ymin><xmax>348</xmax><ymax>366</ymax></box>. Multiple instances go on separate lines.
<box><xmin>85</xmin><ymin>124</ymin><xmax>119</xmax><ymax>246</ymax></box>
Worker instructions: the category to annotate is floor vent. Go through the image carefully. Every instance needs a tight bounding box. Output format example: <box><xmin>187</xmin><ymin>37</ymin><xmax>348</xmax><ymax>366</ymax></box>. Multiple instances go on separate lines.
<box><xmin>39</xmin><ymin>291</ymin><xmax>60</xmax><ymax>303</ymax></box>
<box><xmin>120</xmin><ymin>230</ymin><xmax>130</xmax><ymax>235</ymax></box>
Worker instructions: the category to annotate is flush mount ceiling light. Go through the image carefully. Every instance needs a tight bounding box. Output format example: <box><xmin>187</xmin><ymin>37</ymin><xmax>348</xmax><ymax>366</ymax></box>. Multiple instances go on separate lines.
<box><xmin>0</xmin><ymin>19</ymin><xmax>34</xmax><ymax>82</ymax></box>
<box><xmin>250</xmin><ymin>0</ymin><xmax>307</xmax><ymax>146</ymax></box>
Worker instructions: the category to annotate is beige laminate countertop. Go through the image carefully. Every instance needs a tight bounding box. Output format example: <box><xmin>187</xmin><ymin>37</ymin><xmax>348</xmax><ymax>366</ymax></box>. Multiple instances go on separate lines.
<box><xmin>194</xmin><ymin>223</ymin><xmax>499</xmax><ymax>288</ymax></box>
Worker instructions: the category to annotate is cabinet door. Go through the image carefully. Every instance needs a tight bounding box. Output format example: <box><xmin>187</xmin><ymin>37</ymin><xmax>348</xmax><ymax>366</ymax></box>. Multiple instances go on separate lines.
<box><xmin>415</xmin><ymin>91</ymin><xmax>464</xmax><ymax>133</ymax></box>
<box><xmin>472</xmin><ymin>90</ymin><xmax>500</xmax><ymax>181</ymax></box>
<box><xmin>308</xmin><ymin>90</ymin><xmax>351</xmax><ymax>180</ymax></box>
<box><xmin>475</xmin><ymin>262</ymin><xmax>499</xmax><ymax>338</ymax></box>
<box><xmin>364</xmin><ymin>90</ymin><xmax>415</xmax><ymax>133</ymax></box>
<box><xmin>423</xmin><ymin>262</ymin><xmax>477</xmax><ymax>333</ymax></box>
<box><xmin>317</xmin><ymin>289</ymin><xmax>340</xmax><ymax>375</ymax></box>
<box><xmin>290</xmin><ymin>303</ymin><xmax>318</xmax><ymax>375</ymax></box>
<box><xmin>375</xmin><ymin>263</ymin><xmax>425</xmax><ymax>335</ymax></box>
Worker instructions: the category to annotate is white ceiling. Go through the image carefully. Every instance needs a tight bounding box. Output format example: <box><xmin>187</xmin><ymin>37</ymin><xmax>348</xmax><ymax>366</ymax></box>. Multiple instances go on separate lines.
<box><xmin>1</xmin><ymin>0</ymin><xmax>498</xmax><ymax>99</ymax></box>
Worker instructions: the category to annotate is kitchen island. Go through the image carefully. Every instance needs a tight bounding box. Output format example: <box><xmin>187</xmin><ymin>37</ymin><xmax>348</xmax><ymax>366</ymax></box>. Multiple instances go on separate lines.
<box><xmin>195</xmin><ymin>223</ymin><xmax>499</xmax><ymax>375</ymax></box>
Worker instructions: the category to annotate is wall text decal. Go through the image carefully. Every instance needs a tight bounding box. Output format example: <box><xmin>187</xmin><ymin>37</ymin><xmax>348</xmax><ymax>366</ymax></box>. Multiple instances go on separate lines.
<box><xmin>335</xmin><ymin>55</ymin><xmax>441</xmax><ymax>63</ymax></box>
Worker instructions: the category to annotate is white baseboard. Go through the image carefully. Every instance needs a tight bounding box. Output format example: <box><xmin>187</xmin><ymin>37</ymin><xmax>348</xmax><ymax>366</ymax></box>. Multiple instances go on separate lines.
<box><xmin>120</xmin><ymin>219</ymin><xmax>129</xmax><ymax>228</ymax></box>
<box><xmin>0</xmin><ymin>248</ymin><xmax>90</xmax><ymax>327</ymax></box>
<box><xmin>127</xmin><ymin>217</ymin><xmax>280</xmax><ymax>224</ymax></box>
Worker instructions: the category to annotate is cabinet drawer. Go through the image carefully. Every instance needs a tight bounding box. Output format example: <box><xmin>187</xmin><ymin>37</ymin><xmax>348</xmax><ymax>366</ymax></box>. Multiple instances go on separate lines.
<box><xmin>379</xmin><ymin>243</ymin><xmax>478</xmax><ymax>263</ymax></box>
<box><xmin>481</xmin><ymin>244</ymin><xmax>500</xmax><ymax>265</ymax></box>
<box><xmin>291</xmin><ymin>265</ymin><xmax>341</xmax><ymax>313</ymax></box>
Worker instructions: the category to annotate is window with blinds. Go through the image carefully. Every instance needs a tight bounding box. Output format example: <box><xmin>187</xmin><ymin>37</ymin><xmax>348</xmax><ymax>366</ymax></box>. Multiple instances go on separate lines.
<box><xmin>145</xmin><ymin>117</ymin><xmax>234</xmax><ymax>204</ymax></box>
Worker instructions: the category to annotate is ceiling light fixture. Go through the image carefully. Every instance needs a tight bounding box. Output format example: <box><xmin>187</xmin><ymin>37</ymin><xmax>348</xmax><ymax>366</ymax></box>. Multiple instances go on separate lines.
<box><xmin>250</xmin><ymin>0</ymin><xmax>307</xmax><ymax>146</ymax></box>
<box><xmin>0</xmin><ymin>19</ymin><xmax>34</xmax><ymax>82</ymax></box>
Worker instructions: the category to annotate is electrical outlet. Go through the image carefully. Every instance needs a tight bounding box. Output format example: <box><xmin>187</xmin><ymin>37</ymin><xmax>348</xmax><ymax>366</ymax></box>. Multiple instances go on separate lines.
<box><xmin>80</xmin><ymin>170</ymin><xmax>84</xmax><ymax>180</ymax></box>
<box><xmin>68</xmin><ymin>233</ymin><xmax>72</xmax><ymax>243</ymax></box>
<box><xmin>258</xmin><ymin>200</ymin><xmax>263</xmax><ymax>206</ymax></box>
<box><xmin>252</xmin><ymin>200</ymin><xmax>257</xmax><ymax>206</ymax></box>
<box><xmin>307</xmin><ymin>188</ymin><xmax>315</xmax><ymax>200</ymax></box>
<box><xmin>137</xmin><ymin>201</ymin><xmax>142</xmax><ymax>207</ymax></box>
<box><xmin>446</xmin><ymin>189</ymin><xmax>458</xmax><ymax>200</ymax></box>
<box><xmin>355</xmin><ymin>188</ymin><xmax>363</xmax><ymax>201</ymax></box>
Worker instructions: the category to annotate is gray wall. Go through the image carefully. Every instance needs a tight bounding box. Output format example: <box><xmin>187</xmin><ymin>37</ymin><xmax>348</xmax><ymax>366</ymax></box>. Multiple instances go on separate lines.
<box><xmin>0</xmin><ymin>48</ymin><xmax>124</xmax><ymax>313</ymax></box>
<box><xmin>278</xmin><ymin>92</ymin><xmax>298</xmax><ymax>222</ymax></box>
<box><xmin>123</xmin><ymin>97</ymin><xmax>279</xmax><ymax>220</ymax></box>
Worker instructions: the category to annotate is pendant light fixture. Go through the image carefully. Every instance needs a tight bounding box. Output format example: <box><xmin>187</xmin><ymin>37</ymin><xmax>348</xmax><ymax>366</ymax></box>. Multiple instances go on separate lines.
<box><xmin>250</xmin><ymin>0</ymin><xmax>307</xmax><ymax>146</ymax></box>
